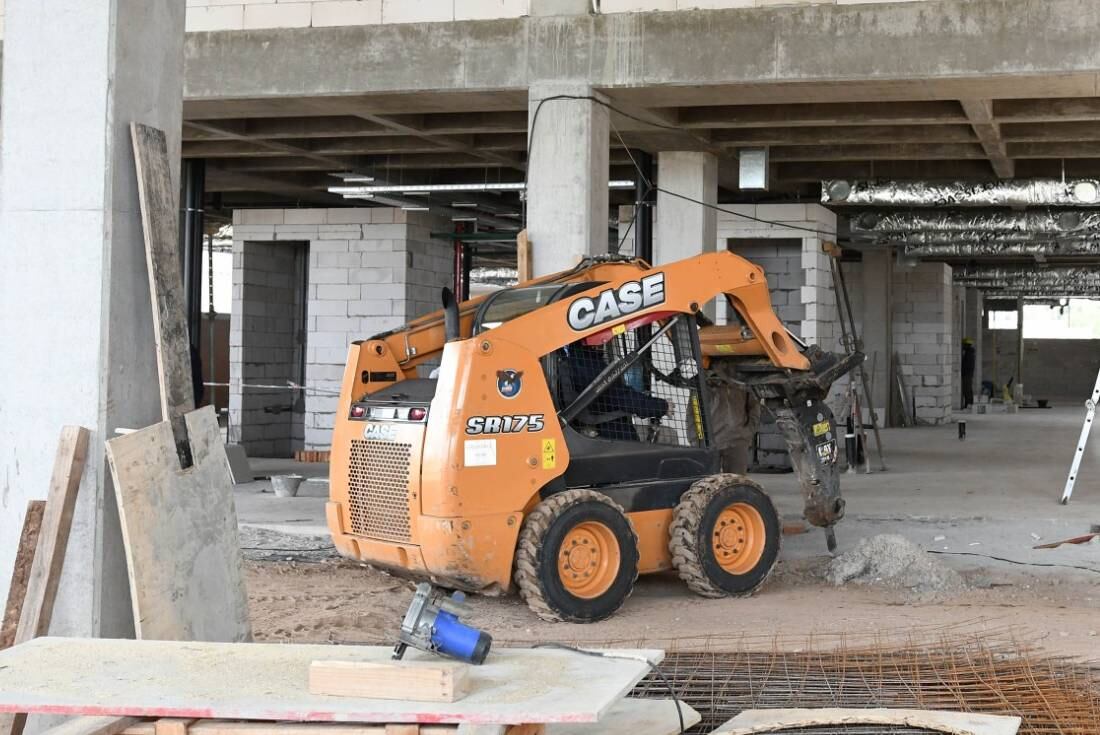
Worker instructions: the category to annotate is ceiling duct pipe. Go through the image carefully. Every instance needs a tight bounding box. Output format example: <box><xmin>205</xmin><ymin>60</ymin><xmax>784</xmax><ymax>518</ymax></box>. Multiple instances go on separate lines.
<box><xmin>850</xmin><ymin>210</ymin><xmax>1100</xmax><ymax>236</ymax></box>
<box><xmin>865</xmin><ymin>230</ymin><xmax>1098</xmax><ymax>246</ymax></box>
<box><xmin>902</xmin><ymin>242</ymin><xmax>1100</xmax><ymax>258</ymax></box>
<box><xmin>954</xmin><ymin>265</ymin><xmax>1100</xmax><ymax>281</ymax></box>
<box><xmin>956</xmin><ymin>279</ymin><xmax>1100</xmax><ymax>292</ymax></box>
<box><xmin>823</xmin><ymin>179</ymin><xmax>1100</xmax><ymax>207</ymax></box>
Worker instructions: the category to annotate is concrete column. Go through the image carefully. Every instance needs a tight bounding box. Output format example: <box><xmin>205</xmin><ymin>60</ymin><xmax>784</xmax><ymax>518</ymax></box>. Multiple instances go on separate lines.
<box><xmin>655</xmin><ymin>151</ymin><xmax>717</xmax><ymax>264</ymax></box>
<box><xmin>527</xmin><ymin>82</ymin><xmax>609</xmax><ymax>275</ymax></box>
<box><xmin>964</xmin><ymin>287</ymin><xmax>984</xmax><ymax>397</ymax></box>
<box><xmin>860</xmin><ymin>249</ymin><xmax>892</xmax><ymax>424</ymax></box>
<box><xmin>0</xmin><ymin>0</ymin><xmax>184</xmax><ymax>636</ymax></box>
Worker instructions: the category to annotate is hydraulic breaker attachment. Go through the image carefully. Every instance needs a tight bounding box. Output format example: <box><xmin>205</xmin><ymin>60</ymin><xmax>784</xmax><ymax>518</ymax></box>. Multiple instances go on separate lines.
<box><xmin>771</xmin><ymin>399</ymin><xmax>845</xmax><ymax>549</ymax></box>
<box><xmin>736</xmin><ymin>345</ymin><xmax>863</xmax><ymax>552</ymax></box>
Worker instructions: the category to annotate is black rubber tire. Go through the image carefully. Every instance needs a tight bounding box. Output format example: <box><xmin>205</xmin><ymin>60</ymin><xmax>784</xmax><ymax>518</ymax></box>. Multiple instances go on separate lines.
<box><xmin>514</xmin><ymin>489</ymin><xmax>640</xmax><ymax>623</ymax></box>
<box><xmin>669</xmin><ymin>474</ymin><xmax>781</xmax><ymax>599</ymax></box>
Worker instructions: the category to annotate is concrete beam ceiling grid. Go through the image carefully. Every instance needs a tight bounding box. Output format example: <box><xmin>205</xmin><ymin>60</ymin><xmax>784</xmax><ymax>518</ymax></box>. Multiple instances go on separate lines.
<box><xmin>167</xmin><ymin>0</ymin><xmax>1100</xmax><ymax>213</ymax></box>
<box><xmin>20</xmin><ymin>0</ymin><xmax>1083</xmax><ymax>281</ymax></box>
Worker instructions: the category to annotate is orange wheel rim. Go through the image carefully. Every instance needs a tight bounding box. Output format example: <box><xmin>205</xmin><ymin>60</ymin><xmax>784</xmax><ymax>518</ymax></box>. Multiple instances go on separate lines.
<box><xmin>711</xmin><ymin>503</ymin><xmax>767</xmax><ymax>575</ymax></box>
<box><xmin>558</xmin><ymin>521</ymin><xmax>621</xmax><ymax>599</ymax></box>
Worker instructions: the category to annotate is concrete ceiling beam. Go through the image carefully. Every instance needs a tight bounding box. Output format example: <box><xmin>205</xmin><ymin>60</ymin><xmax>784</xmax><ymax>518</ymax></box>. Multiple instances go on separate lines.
<box><xmin>995</xmin><ymin>97</ymin><xmax>1100</xmax><ymax>123</ymax></box>
<box><xmin>775</xmin><ymin>159</ymin><xmax>995</xmax><ymax>182</ymax></box>
<box><xmin>960</xmin><ymin>99</ymin><xmax>1014</xmax><ymax>179</ymax></box>
<box><xmin>712</xmin><ymin>124</ymin><xmax>977</xmax><ymax>146</ymax></box>
<box><xmin>205</xmin><ymin>167</ymin><xmax>345</xmax><ymax>205</ymax></box>
<box><xmin>1003</xmin><ymin>120</ymin><xmax>1100</xmax><ymax>142</ymax></box>
<box><xmin>1009</xmin><ymin>142</ymin><xmax>1100</xmax><ymax>158</ymax></box>
<box><xmin>417</xmin><ymin>110</ymin><xmax>528</xmax><ymax>134</ymax></box>
<box><xmin>674</xmin><ymin>100</ymin><xmax>967</xmax><ymax>129</ymax></box>
<box><xmin>183</xmin><ymin>1</ymin><xmax>1100</xmax><ymax>101</ymax></box>
<box><xmin>769</xmin><ymin>143</ymin><xmax>988</xmax><ymax>162</ymax></box>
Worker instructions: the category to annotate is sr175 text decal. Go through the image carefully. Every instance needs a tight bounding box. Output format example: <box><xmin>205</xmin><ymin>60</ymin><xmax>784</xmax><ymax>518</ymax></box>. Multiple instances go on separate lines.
<box><xmin>466</xmin><ymin>414</ymin><xmax>545</xmax><ymax>435</ymax></box>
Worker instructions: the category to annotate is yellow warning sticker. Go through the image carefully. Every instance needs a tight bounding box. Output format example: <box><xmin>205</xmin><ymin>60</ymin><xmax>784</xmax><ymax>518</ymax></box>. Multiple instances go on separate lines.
<box><xmin>715</xmin><ymin>344</ymin><xmax>733</xmax><ymax>354</ymax></box>
<box><xmin>612</xmin><ymin>324</ymin><xmax>627</xmax><ymax>336</ymax></box>
<box><xmin>542</xmin><ymin>439</ymin><xmax>557</xmax><ymax>470</ymax></box>
<box><xmin>812</xmin><ymin>420</ymin><xmax>831</xmax><ymax>437</ymax></box>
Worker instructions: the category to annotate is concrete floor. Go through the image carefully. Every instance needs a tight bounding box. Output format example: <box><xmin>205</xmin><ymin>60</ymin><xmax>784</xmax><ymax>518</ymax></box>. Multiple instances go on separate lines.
<box><xmin>236</xmin><ymin>405</ymin><xmax>1100</xmax><ymax>572</ymax></box>
<box><xmin>237</xmin><ymin>405</ymin><xmax>1100</xmax><ymax>654</ymax></box>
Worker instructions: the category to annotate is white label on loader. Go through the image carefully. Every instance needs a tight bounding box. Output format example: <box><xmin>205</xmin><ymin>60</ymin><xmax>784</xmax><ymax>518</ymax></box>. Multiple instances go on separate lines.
<box><xmin>464</xmin><ymin>439</ymin><xmax>497</xmax><ymax>467</ymax></box>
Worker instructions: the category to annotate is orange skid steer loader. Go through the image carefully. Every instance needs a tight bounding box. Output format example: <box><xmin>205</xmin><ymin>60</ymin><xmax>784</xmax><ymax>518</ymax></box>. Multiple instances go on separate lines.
<box><xmin>327</xmin><ymin>251</ymin><xmax>858</xmax><ymax>622</ymax></box>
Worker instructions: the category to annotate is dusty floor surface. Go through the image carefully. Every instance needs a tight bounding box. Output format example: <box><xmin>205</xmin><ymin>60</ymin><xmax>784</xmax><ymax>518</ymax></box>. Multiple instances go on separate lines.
<box><xmin>242</xmin><ymin>407</ymin><xmax>1100</xmax><ymax>658</ymax></box>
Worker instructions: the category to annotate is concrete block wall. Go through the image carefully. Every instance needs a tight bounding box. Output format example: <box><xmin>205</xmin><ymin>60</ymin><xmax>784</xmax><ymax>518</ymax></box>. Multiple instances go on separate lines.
<box><xmin>229</xmin><ymin>239</ymin><xmax>307</xmax><ymax>457</ymax></box>
<box><xmin>982</xmin><ymin>330</ymin><xmax>1100</xmax><ymax>402</ymax></box>
<box><xmin>232</xmin><ymin>208</ymin><xmax>452</xmax><ymax>451</ymax></box>
<box><xmin>724</xmin><ymin>239</ymin><xmax>803</xmax><ymax>329</ymax></box>
<box><xmin>891</xmin><ymin>262</ymin><xmax>954</xmax><ymax>425</ymax></box>
<box><xmin>179</xmin><ymin>0</ymin><xmax>932</xmax><ymax>32</ymax></box>
<box><xmin>717</xmin><ymin>203</ymin><xmax>839</xmax><ymax>353</ymax></box>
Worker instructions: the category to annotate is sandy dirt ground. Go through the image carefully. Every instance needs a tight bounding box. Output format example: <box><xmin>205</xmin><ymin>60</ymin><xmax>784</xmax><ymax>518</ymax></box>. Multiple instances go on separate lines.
<box><xmin>245</xmin><ymin>554</ymin><xmax>1100</xmax><ymax>657</ymax></box>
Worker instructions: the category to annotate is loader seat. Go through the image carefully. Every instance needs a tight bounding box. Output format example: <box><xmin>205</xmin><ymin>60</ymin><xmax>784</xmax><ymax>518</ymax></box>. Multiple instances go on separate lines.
<box><xmin>557</xmin><ymin>342</ymin><xmax>668</xmax><ymax>441</ymax></box>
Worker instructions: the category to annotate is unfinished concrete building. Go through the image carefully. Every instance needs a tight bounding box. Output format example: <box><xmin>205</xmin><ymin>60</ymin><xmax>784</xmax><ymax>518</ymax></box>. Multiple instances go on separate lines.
<box><xmin>4</xmin><ymin>0</ymin><xmax>1100</xmax><ymax>673</ymax></box>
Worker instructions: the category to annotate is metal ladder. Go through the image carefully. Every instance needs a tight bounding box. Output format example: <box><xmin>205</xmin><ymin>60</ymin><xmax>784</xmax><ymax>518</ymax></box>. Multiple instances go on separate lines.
<box><xmin>826</xmin><ymin>246</ymin><xmax>887</xmax><ymax>472</ymax></box>
<box><xmin>1060</xmin><ymin>366</ymin><xmax>1100</xmax><ymax>503</ymax></box>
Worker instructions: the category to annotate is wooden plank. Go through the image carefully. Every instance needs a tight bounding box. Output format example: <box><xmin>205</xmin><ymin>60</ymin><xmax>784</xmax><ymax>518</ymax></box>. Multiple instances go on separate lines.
<box><xmin>714</xmin><ymin>708</ymin><xmax>1021</xmax><ymax>735</ymax></box>
<box><xmin>13</xmin><ymin>427</ymin><xmax>90</xmax><ymax>644</ymax></box>
<box><xmin>516</xmin><ymin>230</ymin><xmax>531</xmax><ymax>283</ymax></box>
<box><xmin>0</xmin><ymin>639</ymin><xmax>661</xmax><ymax>725</ymax></box>
<box><xmin>39</xmin><ymin>717</ymin><xmax>141</xmax><ymax>735</ymax></box>
<box><xmin>0</xmin><ymin>429</ymin><xmax>88</xmax><ymax>735</ymax></box>
<box><xmin>126</xmin><ymin>723</ymin><xmax>456</xmax><ymax>735</ymax></box>
<box><xmin>0</xmin><ymin>501</ymin><xmax>46</xmax><ymax>650</ymax></box>
<box><xmin>154</xmin><ymin>720</ymin><xmax>194</xmax><ymax>735</ymax></box>
<box><xmin>550</xmin><ymin>699</ymin><xmax>700</xmax><ymax>735</ymax></box>
<box><xmin>309</xmin><ymin>661</ymin><xmax>470</xmax><ymax>703</ymax></box>
<box><xmin>105</xmin><ymin>407</ymin><xmax>250</xmax><ymax>642</ymax></box>
<box><xmin>131</xmin><ymin>122</ymin><xmax>195</xmax><ymax>425</ymax></box>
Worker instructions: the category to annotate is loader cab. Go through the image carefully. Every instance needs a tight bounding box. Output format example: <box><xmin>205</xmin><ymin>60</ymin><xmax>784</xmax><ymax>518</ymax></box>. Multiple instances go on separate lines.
<box><xmin>471</xmin><ymin>280</ymin><xmax>718</xmax><ymax>511</ymax></box>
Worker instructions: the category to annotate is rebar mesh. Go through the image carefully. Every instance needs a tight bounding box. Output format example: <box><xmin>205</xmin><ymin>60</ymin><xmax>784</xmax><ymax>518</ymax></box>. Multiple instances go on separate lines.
<box><xmin>630</xmin><ymin>634</ymin><xmax>1100</xmax><ymax>735</ymax></box>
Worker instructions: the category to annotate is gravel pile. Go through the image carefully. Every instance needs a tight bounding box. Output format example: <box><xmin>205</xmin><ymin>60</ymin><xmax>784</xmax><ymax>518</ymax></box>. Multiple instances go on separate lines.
<box><xmin>827</xmin><ymin>533</ymin><xmax>967</xmax><ymax>602</ymax></box>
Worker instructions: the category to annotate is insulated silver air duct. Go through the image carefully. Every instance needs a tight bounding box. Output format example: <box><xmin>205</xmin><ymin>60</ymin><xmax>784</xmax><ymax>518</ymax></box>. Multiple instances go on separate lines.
<box><xmin>470</xmin><ymin>267</ymin><xmax>518</xmax><ymax>288</ymax></box>
<box><xmin>902</xmin><ymin>242</ymin><xmax>1100</xmax><ymax>258</ymax></box>
<box><xmin>956</xmin><ymin>279</ymin><xmax>1100</xmax><ymax>293</ymax></box>
<box><xmin>954</xmin><ymin>265</ymin><xmax>1100</xmax><ymax>281</ymax></box>
<box><xmin>824</xmin><ymin>179</ymin><xmax>1100</xmax><ymax>207</ymax></box>
<box><xmin>850</xmin><ymin>210</ymin><xmax>1100</xmax><ymax>236</ymax></box>
<box><xmin>865</xmin><ymin>230</ymin><xmax>1097</xmax><ymax>246</ymax></box>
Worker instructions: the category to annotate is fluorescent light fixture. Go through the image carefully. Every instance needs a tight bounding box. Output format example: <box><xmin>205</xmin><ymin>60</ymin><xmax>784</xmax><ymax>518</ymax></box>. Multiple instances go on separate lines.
<box><xmin>451</xmin><ymin>216</ymin><xmax>478</xmax><ymax>222</ymax></box>
<box><xmin>401</xmin><ymin>205</ymin><xmax>430</xmax><ymax>212</ymax></box>
<box><xmin>452</xmin><ymin>202</ymin><xmax>479</xmax><ymax>208</ymax></box>
<box><xmin>329</xmin><ymin>173</ymin><xmax>375</xmax><ymax>182</ymax></box>
<box><xmin>330</xmin><ymin>180</ymin><xmax>636</xmax><ymax>196</ymax></box>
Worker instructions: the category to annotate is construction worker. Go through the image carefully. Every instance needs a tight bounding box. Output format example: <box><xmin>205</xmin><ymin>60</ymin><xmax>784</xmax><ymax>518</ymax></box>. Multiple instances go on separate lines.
<box><xmin>961</xmin><ymin>338</ymin><xmax>976</xmax><ymax>408</ymax></box>
<box><xmin>707</xmin><ymin>358</ymin><xmax>761</xmax><ymax>474</ymax></box>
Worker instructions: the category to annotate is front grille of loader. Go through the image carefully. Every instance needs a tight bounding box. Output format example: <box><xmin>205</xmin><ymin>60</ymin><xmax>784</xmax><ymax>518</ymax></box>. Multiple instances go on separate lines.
<box><xmin>347</xmin><ymin>439</ymin><xmax>412</xmax><ymax>542</ymax></box>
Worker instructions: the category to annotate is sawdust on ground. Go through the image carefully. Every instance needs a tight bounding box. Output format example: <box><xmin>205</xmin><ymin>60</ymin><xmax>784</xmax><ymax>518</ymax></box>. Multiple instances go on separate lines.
<box><xmin>245</xmin><ymin>552</ymin><xmax>1100</xmax><ymax>658</ymax></box>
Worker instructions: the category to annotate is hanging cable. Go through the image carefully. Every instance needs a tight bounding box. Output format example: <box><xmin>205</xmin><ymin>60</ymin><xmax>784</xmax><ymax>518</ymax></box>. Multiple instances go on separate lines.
<box><xmin>526</xmin><ymin>94</ymin><xmax>839</xmax><ymax>238</ymax></box>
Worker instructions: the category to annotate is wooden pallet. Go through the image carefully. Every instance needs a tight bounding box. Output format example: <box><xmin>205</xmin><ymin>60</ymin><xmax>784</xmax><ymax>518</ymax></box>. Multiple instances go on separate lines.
<box><xmin>294</xmin><ymin>450</ymin><xmax>330</xmax><ymax>463</ymax></box>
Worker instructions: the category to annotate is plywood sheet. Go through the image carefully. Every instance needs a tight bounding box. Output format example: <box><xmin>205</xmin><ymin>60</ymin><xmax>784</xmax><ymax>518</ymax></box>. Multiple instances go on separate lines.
<box><xmin>0</xmin><ymin>639</ymin><xmax>661</xmax><ymax>726</ymax></box>
<box><xmin>105</xmin><ymin>407</ymin><xmax>250</xmax><ymax>642</ymax></box>
<box><xmin>715</xmin><ymin>708</ymin><xmax>1021</xmax><ymax>735</ymax></box>
<box><xmin>551</xmin><ymin>699</ymin><xmax>700</xmax><ymax>735</ymax></box>
<box><xmin>131</xmin><ymin>122</ymin><xmax>194</xmax><ymax>424</ymax></box>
